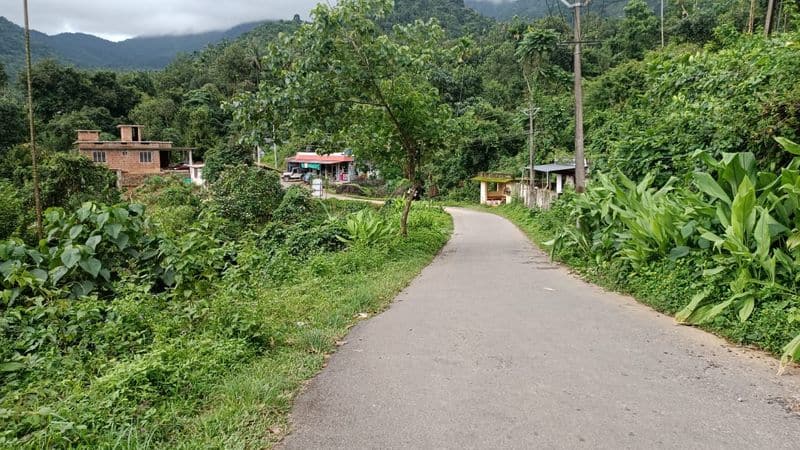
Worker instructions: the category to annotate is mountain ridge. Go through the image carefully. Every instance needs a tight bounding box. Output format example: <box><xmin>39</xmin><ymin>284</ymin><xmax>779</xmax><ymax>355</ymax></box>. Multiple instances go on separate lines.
<box><xmin>0</xmin><ymin>16</ymin><xmax>268</xmax><ymax>73</ymax></box>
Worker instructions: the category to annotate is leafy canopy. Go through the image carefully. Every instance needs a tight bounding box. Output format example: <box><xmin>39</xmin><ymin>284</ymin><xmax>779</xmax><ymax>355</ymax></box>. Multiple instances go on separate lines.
<box><xmin>233</xmin><ymin>0</ymin><xmax>460</xmax><ymax>234</ymax></box>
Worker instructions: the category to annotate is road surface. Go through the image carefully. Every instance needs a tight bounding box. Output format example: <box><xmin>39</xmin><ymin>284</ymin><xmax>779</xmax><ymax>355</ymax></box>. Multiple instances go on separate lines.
<box><xmin>281</xmin><ymin>208</ymin><xmax>800</xmax><ymax>449</ymax></box>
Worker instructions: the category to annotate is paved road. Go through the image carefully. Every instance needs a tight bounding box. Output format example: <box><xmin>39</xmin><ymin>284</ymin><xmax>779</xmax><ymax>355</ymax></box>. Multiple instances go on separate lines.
<box><xmin>281</xmin><ymin>208</ymin><xmax>800</xmax><ymax>449</ymax></box>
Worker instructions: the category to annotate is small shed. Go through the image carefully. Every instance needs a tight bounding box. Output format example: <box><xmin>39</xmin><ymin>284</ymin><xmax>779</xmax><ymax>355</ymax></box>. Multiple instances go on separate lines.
<box><xmin>472</xmin><ymin>172</ymin><xmax>517</xmax><ymax>206</ymax></box>
<box><xmin>529</xmin><ymin>162</ymin><xmax>587</xmax><ymax>194</ymax></box>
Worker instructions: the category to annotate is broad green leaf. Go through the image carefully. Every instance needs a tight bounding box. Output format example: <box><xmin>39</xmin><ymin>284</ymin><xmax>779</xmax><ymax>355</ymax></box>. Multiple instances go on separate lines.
<box><xmin>95</xmin><ymin>212</ymin><xmax>110</xmax><ymax>228</ymax></box>
<box><xmin>60</xmin><ymin>246</ymin><xmax>81</xmax><ymax>269</ymax></box>
<box><xmin>30</xmin><ymin>269</ymin><xmax>48</xmax><ymax>282</ymax></box>
<box><xmin>693</xmin><ymin>172</ymin><xmax>731</xmax><ymax>204</ymax></box>
<box><xmin>730</xmin><ymin>176</ymin><xmax>756</xmax><ymax>242</ymax></box>
<box><xmin>668</xmin><ymin>246</ymin><xmax>691</xmax><ymax>260</ymax></box>
<box><xmin>70</xmin><ymin>280</ymin><xmax>95</xmax><ymax>298</ymax></box>
<box><xmin>69</xmin><ymin>225</ymin><xmax>84</xmax><ymax>240</ymax></box>
<box><xmin>0</xmin><ymin>362</ymin><xmax>25</xmax><ymax>372</ymax></box>
<box><xmin>676</xmin><ymin>290</ymin><xmax>710</xmax><ymax>323</ymax></box>
<box><xmin>50</xmin><ymin>266</ymin><xmax>68</xmax><ymax>285</ymax></box>
<box><xmin>754</xmin><ymin>208</ymin><xmax>771</xmax><ymax>260</ymax></box>
<box><xmin>86</xmin><ymin>235</ymin><xmax>102</xmax><ymax>251</ymax></box>
<box><xmin>787</xmin><ymin>231</ymin><xmax>800</xmax><ymax>250</ymax></box>
<box><xmin>105</xmin><ymin>223</ymin><xmax>122</xmax><ymax>239</ymax></box>
<box><xmin>79</xmin><ymin>258</ymin><xmax>102</xmax><ymax>278</ymax></box>
<box><xmin>776</xmin><ymin>137</ymin><xmax>800</xmax><ymax>156</ymax></box>
<box><xmin>738</xmin><ymin>297</ymin><xmax>755</xmax><ymax>323</ymax></box>
<box><xmin>691</xmin><ymin>298</ymin><xmax>734</xmax><ymax>324</ymax></box>
<box><xmin>780</xmin><ymin>333</ymin><xmax>800</xmax><ymax>371</ymax></box>
<box><xmin>702</xmin><ymin>266</ymin><xmax>726</xmax><ymax>277</ymax></box>
<box><xmin>699</xmin><ymin>230</ymin><xmax>725</xmax><ymax>247</ymax></box>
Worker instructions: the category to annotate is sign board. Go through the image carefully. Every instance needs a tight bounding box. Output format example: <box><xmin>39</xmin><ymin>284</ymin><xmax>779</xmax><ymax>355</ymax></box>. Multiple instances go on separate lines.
<box><xmin>311</xmin><ymin>178</ymin><xmax>324</xmax><ymax>198</ymax></box>
<box><xmin>302</xmin><ymin>163</ymin><xmax>321</xmax><ymax>169</ymax></box>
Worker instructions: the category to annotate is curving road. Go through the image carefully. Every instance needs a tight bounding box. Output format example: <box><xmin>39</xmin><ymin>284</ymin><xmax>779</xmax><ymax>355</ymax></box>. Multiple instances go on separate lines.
<box><xmin>281</xmin><ymin>208</ymin><xmax>800</xmax><ymax>449</ymax></box>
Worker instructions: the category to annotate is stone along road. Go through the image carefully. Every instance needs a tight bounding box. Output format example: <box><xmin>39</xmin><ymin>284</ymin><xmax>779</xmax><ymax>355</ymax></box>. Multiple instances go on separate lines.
<box><xmin>281</xmin><ymin>208</ymin><xmax>800</xmax><ymax>449</ymax></box>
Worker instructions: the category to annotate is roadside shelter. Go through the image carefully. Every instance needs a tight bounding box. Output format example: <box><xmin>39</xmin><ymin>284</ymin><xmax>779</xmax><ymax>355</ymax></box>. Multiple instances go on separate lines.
<box><xmin>472</xmin><ymin>172</ymin><xmax>518</xmax><ymax>206</ymax></box>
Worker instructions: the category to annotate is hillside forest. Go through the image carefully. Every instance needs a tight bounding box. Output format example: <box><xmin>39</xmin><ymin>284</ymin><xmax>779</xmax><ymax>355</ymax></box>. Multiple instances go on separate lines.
<box><xmin>2</xmin><ymin>0</ymin><xmax>800</xmax><ymax>446</ymax></box>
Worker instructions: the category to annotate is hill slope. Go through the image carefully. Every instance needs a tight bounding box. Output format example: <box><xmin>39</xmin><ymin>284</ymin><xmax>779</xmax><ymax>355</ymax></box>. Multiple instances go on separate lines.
<box><xmin>0</xmin><ymin>17</ymin><xmax>266</xmax><ymax>73</ymax></box>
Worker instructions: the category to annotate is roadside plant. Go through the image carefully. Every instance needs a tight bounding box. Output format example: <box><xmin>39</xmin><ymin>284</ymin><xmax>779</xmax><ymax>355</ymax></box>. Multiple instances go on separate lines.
<box><xmin>337</xmin><ymin>209</ymin><xmax>397</xmax><ymax>247</ymax></box>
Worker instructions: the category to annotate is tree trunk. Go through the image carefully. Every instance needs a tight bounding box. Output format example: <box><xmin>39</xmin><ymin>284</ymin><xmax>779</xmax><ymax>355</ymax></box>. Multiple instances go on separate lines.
<box><xmin>400</xmin><ymin>185</ymin><xmax>415</xmax><ymax>237</ymax></box>
<box><xmin>748</xmin><ymin>0</ymin><xmax>757</xmax><ymax>33</ymax></box>
<box><xmin>765</xmin><ymin>0</ymin><xmax>776</xmax><ymax>36</ymax></box>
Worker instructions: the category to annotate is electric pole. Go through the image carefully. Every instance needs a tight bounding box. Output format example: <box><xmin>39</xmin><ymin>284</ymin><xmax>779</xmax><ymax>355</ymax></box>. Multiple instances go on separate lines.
<box><xmin>23</xmin><ymin>0</ymin><xmax>43</xmax><ymax>239</ymax></box>
<box><xmin>560</xmin><ymin>0</ymin><xmax>589</xmax><ymax>193</ymax></box>
<box><xmin>660</xmin><ymin>0</ymin><xmax>666</xmax><ymax>48</ymax></box>
<box><xmin>527</xmin><ymin>106</ymin><xmax>540</xmax><ymax>200</ymax></box>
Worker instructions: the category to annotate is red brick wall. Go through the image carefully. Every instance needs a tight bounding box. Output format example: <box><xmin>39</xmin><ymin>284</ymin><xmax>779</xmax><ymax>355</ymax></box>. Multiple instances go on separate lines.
<box><xmin>79</xmin><ymin>149</ymin><xmax>161</xmax><ymax>175</ymax></box>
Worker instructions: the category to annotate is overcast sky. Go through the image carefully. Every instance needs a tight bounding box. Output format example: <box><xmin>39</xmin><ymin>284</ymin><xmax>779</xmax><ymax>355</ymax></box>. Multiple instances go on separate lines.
<box><xmin>1</xmin><ymin>0</ymin><xmax>334</xmax><ymax>41</ymax></box>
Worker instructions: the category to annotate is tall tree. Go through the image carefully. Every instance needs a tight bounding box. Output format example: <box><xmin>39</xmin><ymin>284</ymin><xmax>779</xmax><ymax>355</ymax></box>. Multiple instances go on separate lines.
<box><xmin>617</xmin><ymin>0</ymin><xmax>660</xmax><ymax>60</ymax></box>
<box><xmin>234</xmin><ymin>0</ymin><xmax>458</xmax><ymax>235</ymax></box>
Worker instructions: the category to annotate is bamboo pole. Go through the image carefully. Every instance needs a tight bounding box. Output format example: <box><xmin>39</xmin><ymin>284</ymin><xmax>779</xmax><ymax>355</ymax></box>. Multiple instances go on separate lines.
<box><xmin>23</xmin><ymin>0</ymin><xmax>43</xmax><ymax>239</ymax></box>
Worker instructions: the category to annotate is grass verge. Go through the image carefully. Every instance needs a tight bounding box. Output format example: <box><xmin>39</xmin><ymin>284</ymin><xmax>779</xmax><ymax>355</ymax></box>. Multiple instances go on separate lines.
<box><xmin>113</xmin><ymin>208</ymin><xmax>452</xmax><ymax>449</ymax></box>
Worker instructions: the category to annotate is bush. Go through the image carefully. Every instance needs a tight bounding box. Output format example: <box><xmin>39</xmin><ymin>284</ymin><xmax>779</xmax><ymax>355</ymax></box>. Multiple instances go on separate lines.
<box><xmin>274</xmin><ymin>186</ymin><xmax>314</xmax><ymax>222</ymax></box>
<box><xmin>210</xmin><ymin>165</ymin><xmax>283</xmax><ymax>225</ymax></box>
<box><xmin>38</xmin><ymin>152</ymin><xmax>120</xmax><ymax>210</ymax></box>
<box><xmin>0</xmin><ymin>180</ymin><xmax>21</xmax><ymax>238</ymax></box>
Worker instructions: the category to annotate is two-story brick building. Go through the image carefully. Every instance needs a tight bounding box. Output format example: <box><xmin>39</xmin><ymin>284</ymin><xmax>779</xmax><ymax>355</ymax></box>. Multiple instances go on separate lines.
<box><xmin>76</xmin><ymin>125</ymin><xmax>201</xmax><ymax>187</ymax></box>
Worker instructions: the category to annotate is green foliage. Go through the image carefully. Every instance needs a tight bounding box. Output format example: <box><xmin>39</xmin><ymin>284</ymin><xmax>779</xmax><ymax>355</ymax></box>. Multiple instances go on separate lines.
<box><xmin>38</xmin><ymin>152</ymin><xmax>120</xmax><ymax>210</ymax></box>
<box><xmin>0</xmin><ymin>191</ymin><xmax>451</xmax><ymax>447</ymax></box>
<box><xmin>0</xmin><ymin>93</ymin><xmax>26</xmax><ymax>151</ymax></box>
<box><xmin>273</xmin><ymin>186</ymin><xmax>315</xmax><ymax>223</ymax></box>
<box><xmin>1</xmin><ymin>202</ymin><xmax>151</xmax><ymax>305</ymax></box>
<box><xmin>0</xmin><ymin>181</ymin><xmax>21</xmax><ymax>239</ymax></box>
<box><xmin>338</xmin><ymin>209</ymin><xmax>398</xmax><ymax>247</ymax></box>
<box><xmin>544</xmin><ymin>141</ymin><xmax>800</xmax><ymax>368</ymax></box>
<box><xmin>210</xmin><ymin>165</ymin><xmax>283</xmax><ymax>225</ymax></box>
<box><xmin>233</xmin><ymin>0</ymin><xmax>461</xmax><ymax>234</ymax></box>
<box><xmin>588</xmin><ymin>34</ymin><xmax>800</xmax><ymax>182</ymax></box>
<box><xmin>201</xmin><ymin>141</ymin><xmax>254</xmax><ymax>183</ymax></box>
<box><xmin>42</xmin><ymin>106</ymin><xmax>115</xmax><ymax>152</ymax></box>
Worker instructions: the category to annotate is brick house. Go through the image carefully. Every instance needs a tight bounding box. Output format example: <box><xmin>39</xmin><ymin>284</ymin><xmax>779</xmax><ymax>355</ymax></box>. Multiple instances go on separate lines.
<box><xmin>76</xmin><ymin>125</ymin><xmax>199</xmax><ymax>187</ymax></box>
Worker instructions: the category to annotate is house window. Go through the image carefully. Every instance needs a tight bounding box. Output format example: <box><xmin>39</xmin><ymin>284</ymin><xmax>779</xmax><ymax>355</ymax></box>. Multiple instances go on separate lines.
<box><xmin>92</xmin><ymin>151</ymin><xmax>106</xmax><ymax>163</ymax></box>
<box><xmin>139</xmin><ymin>151</ymin><xmax>153</xmax><ymax>163</ymax></box>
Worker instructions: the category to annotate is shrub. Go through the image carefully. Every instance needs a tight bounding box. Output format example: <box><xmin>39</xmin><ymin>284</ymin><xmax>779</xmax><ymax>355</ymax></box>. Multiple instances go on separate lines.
<box><xmin>274</xmin><ymin>186</ymin><xmax>314</xmax><ymax>222</ymax></box>
<box><xmin>210</xmin><ymin>165</ymin><xmax>283</xmax><ymax>225</ymax></box>
<box><xmin>0</xmin><ymin>180</ymin><xmax>21</xmax><ymax>239</ymax></box>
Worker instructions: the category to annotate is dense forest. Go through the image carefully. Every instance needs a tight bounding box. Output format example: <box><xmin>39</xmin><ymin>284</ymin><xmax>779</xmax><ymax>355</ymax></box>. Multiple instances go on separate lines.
<box><xmin>3</xmin><ymin>0</ymin><xmax>800</xmax><ymax>446</ymax></box>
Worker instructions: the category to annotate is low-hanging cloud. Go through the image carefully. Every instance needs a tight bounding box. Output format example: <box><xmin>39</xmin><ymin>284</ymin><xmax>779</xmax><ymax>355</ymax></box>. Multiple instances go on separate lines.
<box><xmin>3</xmin><ymin>0</ymin><xmax>330</xmax><ymax>41</ymax></box>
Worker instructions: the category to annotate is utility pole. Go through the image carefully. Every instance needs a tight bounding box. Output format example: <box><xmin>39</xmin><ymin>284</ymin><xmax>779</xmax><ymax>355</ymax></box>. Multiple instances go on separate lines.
<box><xmin>660</xmin><ymin>0</ymin><xmax>666</xmax><ymax>48</ymax></box>
<box><xmin>23</xmin><ymin>0</ymin><xmax>42</xmax><ymax>239</ymax></box>
<box><xmin>560</xmin><ymin>0</ymin><xmax>589</xmax><ymax>193</ymax></box>
<box><xmin>765</xmin><ymin>0</ymin><xmax>776</xmax><ymax>36</ymax></box>
<box><xmin>527</xmin><ymin>106</ymin><xmax>540</xmax><ymax>200</ymax></box>
<box><xmin>272</xmin><ymin>124</ymin><xmax>278</xmax><ymax>168</ymax></box>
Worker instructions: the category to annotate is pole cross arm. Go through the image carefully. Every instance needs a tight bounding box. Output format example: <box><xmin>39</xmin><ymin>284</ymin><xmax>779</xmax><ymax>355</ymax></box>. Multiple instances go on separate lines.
<box><xmin>558</xmin><ymin>0</ymin><xmax>592</xmax><ymax>7</ymax></box>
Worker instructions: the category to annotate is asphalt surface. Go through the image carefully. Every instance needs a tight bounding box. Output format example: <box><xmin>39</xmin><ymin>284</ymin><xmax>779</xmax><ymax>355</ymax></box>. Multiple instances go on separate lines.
<box><xmin>281</xmin><ymin>208</ymin><xmax>800</xmax><ymax>449</ymax></box>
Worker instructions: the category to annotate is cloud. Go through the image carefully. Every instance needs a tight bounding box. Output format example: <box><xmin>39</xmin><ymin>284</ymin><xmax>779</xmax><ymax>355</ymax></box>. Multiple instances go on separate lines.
<box><xmin>3</xmin><ymin>0</ymin><xmax>329</xmax><ymax>41</ymax></box>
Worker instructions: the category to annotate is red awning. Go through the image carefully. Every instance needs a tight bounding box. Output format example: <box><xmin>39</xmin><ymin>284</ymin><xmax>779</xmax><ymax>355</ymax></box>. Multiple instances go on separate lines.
<box><xmin>287</xmin><ymin>153</ymin><xmax>354</xmax><ymax>165</ymax></box>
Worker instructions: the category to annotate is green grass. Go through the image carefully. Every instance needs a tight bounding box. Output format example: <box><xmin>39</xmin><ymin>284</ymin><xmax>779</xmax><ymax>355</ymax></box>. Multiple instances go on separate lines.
<box><xmin>160</xmin><ymin>228</ymin><xmax>452</xmax><ymax>448</ymax></box>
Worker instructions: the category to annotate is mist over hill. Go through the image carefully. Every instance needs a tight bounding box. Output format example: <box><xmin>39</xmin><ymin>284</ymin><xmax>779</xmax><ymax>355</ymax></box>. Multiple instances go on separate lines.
<box><xmin>0</xmin><ymin>17</ymin><xmax>269</xmax><ymax>73</ymax></box>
